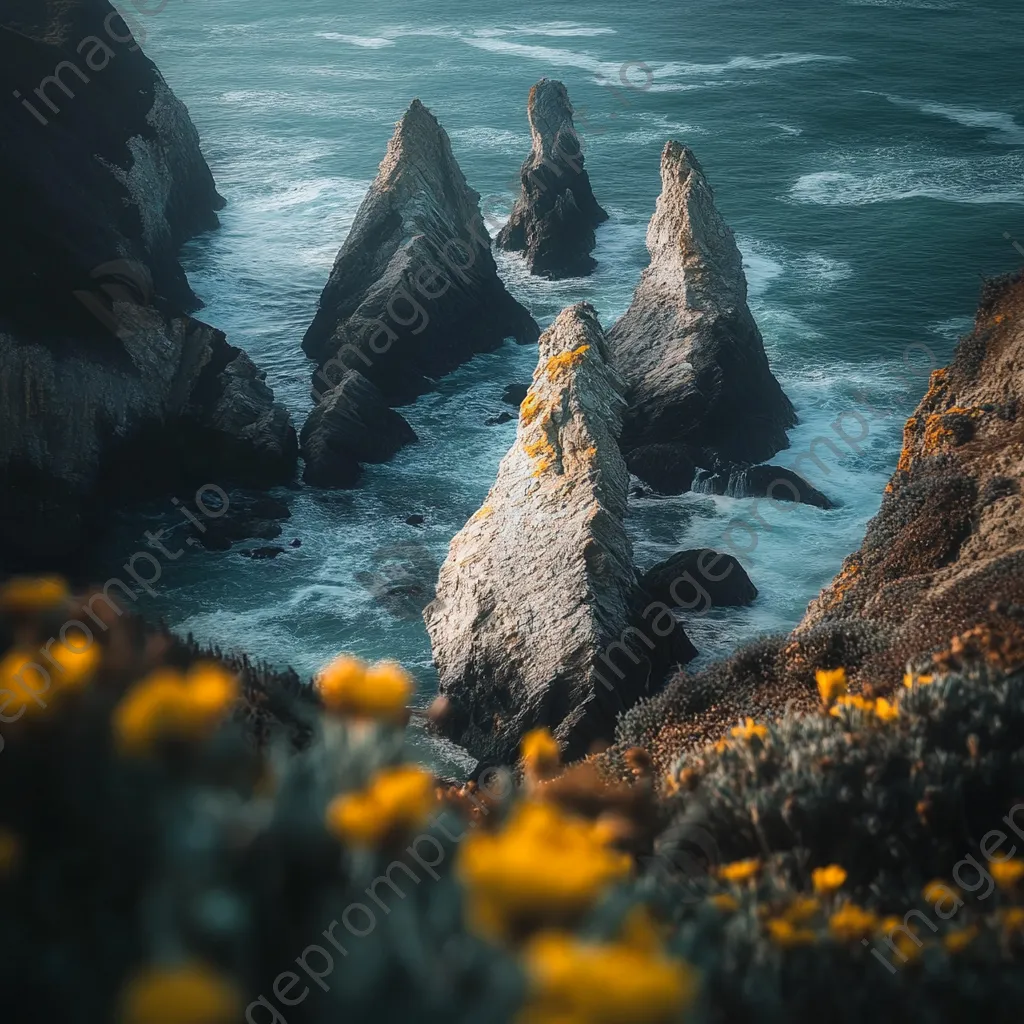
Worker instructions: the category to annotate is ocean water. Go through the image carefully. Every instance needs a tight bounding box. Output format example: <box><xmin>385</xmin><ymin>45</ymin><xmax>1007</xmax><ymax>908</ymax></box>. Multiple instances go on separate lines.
<box><xmin>99</xmin><ymin>0</ymin><xmax>1023</xmax><ymax>772</ymax></box>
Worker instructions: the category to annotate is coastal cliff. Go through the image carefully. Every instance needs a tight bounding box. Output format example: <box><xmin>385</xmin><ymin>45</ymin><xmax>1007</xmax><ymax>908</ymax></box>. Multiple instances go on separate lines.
<box><xmin>0</xmin><ymin>0</ymin><xmax>296</xmax><ymax>568</ymax></box>
<box><xmin>608</xmin><ymin>143</ymin><xmax>796</xmax><ymax>491</ymax></box>
<box><xmin>424</xmin><ymin>304</ymin><xmax>694</xmax><ymax>765</ymax></box>
<box><xmin>495</xmin><ymin>79</ymin><xmax>608</xmax><ymax>279</ymax></box>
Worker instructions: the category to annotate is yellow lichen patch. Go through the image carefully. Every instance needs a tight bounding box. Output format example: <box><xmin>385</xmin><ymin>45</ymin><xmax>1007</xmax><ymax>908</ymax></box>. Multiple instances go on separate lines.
<box><xmin>472</xmin><ymin>504</ymin><xmax>494</xmax><ymax>522</ymax></box>
<box><xmin>543</xmin><ymin>344</ymin><xmax>590</xmax><ymax>382</ymax></box>
<box><xmin>458</xmin><ymin>801</ymin><xmax>631</xmax><ymax>940</ymax></box>
<box><xmin>812</xmin><ymin>865</ymin><xmax>848</xmax><ymax>895</ymax></box>
<box><xmin>717</xmin><ymin>858</ymin><xmax>761</xmax><ymax>885</ymax></box>
<box><xmin>828</xmin><ymin>903</ymin><xmax>879</xmax><ymax>941</ymax></box>
<box><xmin>921</xmin><ymin>413</ymin><xmax>954</xmax><ymax>453</ymax></box>
<box><xmin>765</xmin><ymin>917</ymin><xmax>817</xmax><ymax>948</ymax></box>
<box><xmin>816</xmin><ymin>667</ymin><xmax>848</xmax><ymax>706</ymax></box>
<box><xmin>316</xmin><ymin>656</ymin><xmax>413</xmax><ymax>722</ymax></box>
<box><xmin>518</xmin><ymin>929</ymin><xmax>698</xmax><ymax>1024</ymax></box>
<box><xmin>0</xmin><ymin>575</ymin><xmax>69</xmax><ymax>613</ymax></box>
<box><xmin>118</xmin><ymin>963</ymin><xmax>241</xmax><ymax>1024</ymax></box>
<box><xmin>325</xmin><ymin>765</ymin><xmax>435</xmax><ymax>847</ymax></box>
<box><xmin>730</xmin><ymin>717</ymin><xmax>768</xmax><ymax>742</ymax></box>
<box><xmin>113</xmin><ymin>664</ymin><xmax>239</xmax><ymax>755</ymax></box>
<box><xmin>990</xmin><ymin>858</ymin><xmax>1024</xmax><ymax>890</ymax></box>
<box><xmin>520</xmin><ymin>392</ymin><xmax>544</xmax><ymax>426</ymax></box>
<box><xmin>895</xmin><ymin>417</ymin><xmax>918</xmax><ymax>474</ymax></box>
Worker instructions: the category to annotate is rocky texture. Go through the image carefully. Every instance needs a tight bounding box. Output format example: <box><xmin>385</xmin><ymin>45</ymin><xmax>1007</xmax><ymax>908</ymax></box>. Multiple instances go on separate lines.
<box><xmin>692</xmin><ymin>463</ymin><xmax>834</xmax><ymax>509</ymax></box>
<box><xmin>424</xmin><ymin>304</ymin><xmax>694</xmax><ymax>764</ymax></box>
<box><xmin>302</xmin><ymin>100</ymin><xmax>538</xmax><ymax>416</ymax></box>
<box><xmin>299</xmin><ymin>371</ymin><xmax>417</xmax><ymax>488</ymax></box>
<box><xmin>606</xmin><ymin>272</ymin><xmax>1024</xmax><ymax>776</ymax></box>
<box><xmin>495</xmin><ymin>79</ymin><xmax>608</xmax><ymax>280</ymax></box>
<box><xmin>639</xmin><ymin>549</ymin><xmax>757</xmax><ymax>610</ymax></box>
<box><xmin>608</xmin><ymin>143</ymin><xmax>796</xmax><ymax>489</ymax></box>
<box><xmin>0</xmin><ymin>1</ymin><xmax>296</xmax><ymax>569</ymax></box>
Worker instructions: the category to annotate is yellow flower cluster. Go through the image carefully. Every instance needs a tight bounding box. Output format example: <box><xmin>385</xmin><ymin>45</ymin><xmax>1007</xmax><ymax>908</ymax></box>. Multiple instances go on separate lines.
<box><xmin>717</xmin><ymin>858</ymin><xmax>761</xmax><ymax>884</ymax></box>
<box><xmin>521</xmin><ymin>727</ymin><xmax>560</xmax><ymax>777</ymax></box>
<box><xmin>765</xmin><ymin>917</ymin><xmax>817</xmax><ymax>949</ymax></box>
<box><xmin>0</xmin><ymin>642</ymin><xmax>101</xmax><ymax>718</ymax></box>
<box><xmin>730</xmin><ymin>718</ymin><xmax>768</xmax><ymax>742</ymax></box>
<box><xmin>902</xmin><ymin>671</ymin><xmax>934</xmax><ymax>688</ymax></box>
<box><xmin>0</xmin><ymin>575</ymin><xmax>69</xmax><ymax>612</ymax></box>
<box><xmin>518</xmin><ymin>928</ymin><xmax>697</xmax><ymax>1024</ymax></box>
<box><xmin>943</xmin><ymin>925</ymin><xmax>979</xmax><ymax>954</ymax></box>
<box><xmin>325</xmin><ymin>765</ymin><xmax>435</xmax><ymax>847</ymax></box>
<box><xmin>811</xmin><ymin>865</ymin><xmax>847</xmax><ymax>894</ymax></box>
<box><xmin>315</xmin><ymin>655</ymin><xmax>413</xmax><ymax>722</ymax></box>
<box><xmin>114</xmin><ymin>663</ymin><xmax>239</xmax><ymax>755</ymax></box>
<box><xmin>118</xmin><ymin>963</ymin><xmax>241</xmax><ymax>1024</ymax></box>
<box><xmin>828</xmin><ymin>903</ymin><xmax>879</xmax><ymax>941</ymax></box>
<box><xmin>828</xmin><ymin>694</ymin><xmax>900</xmax><ymax>722</ymax></box>
<box><xmin>815</xmin><ymin>667</ymin><xmax>847</xmax><ymax>706</ymax></box>
<box><xmin>991</xmin><ymin>858</ymin><xmax>1024</xmax><ymax>890</ymax></box>
<box><xmin>458</xmin><ymin>801</ymin><xmax>631</xmax><ymax>940</ymax></box>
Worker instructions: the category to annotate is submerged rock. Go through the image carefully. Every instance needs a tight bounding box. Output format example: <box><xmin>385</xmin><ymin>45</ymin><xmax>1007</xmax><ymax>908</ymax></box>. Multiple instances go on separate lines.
<box><xmin>302</xmin><ymin>99</ymin><xmax>538</xmax><ymax>416</ymax></box>
<box><xmin>0</xmin><ymin>1</ymin><xmax>296</xmax><ymax>568</ymax></box>
<box><xmin>496</xmin><ymin>79</ymin><xmax>608</xmax><ymax>279</ymax></box>
<box><xmin>608</xmin><ymin>142</ymin><xmax>796</xmax><ymax>486</ymax></box>
<box><xmin>640</xmin><ymin>550</ymin><xmax>758</xmax><ymax>610</ymax></box>
<box><xmin>424</xmin><ymin>303</ymin><xmax>694</xmax><ymax>764</ymax></box>
<box><xmin>692</xmin><ymin>464</ymin><xmax>834</xmax><ymax>509</ymax></box>
<box><xmin>299</xmin><ymin>370</ymin><xmax>417</xmax><ymax>488</ymax></box>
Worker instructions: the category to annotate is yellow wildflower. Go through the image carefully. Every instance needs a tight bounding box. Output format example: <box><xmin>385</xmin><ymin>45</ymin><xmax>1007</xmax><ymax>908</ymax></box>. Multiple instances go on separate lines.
<box><xmin>943</xmin><ymin>926</ymin><xmax>979</xmax><ymax>954</ymax></box>
<box><xmin>829</xmin><ymin>903</ymin><xmax>879</xmax><ymax>941</ymax></box>
<box><xmin>0</xmin><ymin>576</ymin><xmax>69</xmax><ymax>613</ymax></box>
<box><xmin>325</xmin><ymin>765</ymin><xmax>435</xmax><ymax>847</ymax></box>
<box><xmin>713</xmin><ymin>738</ymin><xmax>730</xmax><ymax>755</ymax></box>
<box><xmin>903</xmin><ymin>672</ymin><xmax>934</xmax><ymax>688</ymax></box>
<box><xmin>816</xmin><ymin>667</ymin><xmax>847</xmax><ymax>706</ymax></box>
<box><xmin>0</xmin><ymin>643</ymin><xmax>100</xmax><ymax>719</ymax></box>
<box><xmin>879</xmin><ymin>916</ymin><xmax>924</xmax><ymax>963</ymax></box>
<box><xmin>765</xmin><ymin>918</ymin><xmax>817</xmax><ymax>948</ymax></box>
<box><xmin>784</xmin><ymin>896</ymin><xmax>821</xmax><ymax>923</ymax></box>
<box><xmin>812</xmin><ymin>865</ymin><xmax>848</xmax><ymax>895</ymax></box>
<box><xmin>717</xmin><ymin>858</ymin><xmax>761</xmax><ymax>884</ymax></box>
<box><xmin>1000</xmin><ymin>907</ymin><xmax>1024</xmax><ymax>933</ymax></box>
<box><xmin>518</xmin><ymin>930</ymin><xmax>698</xmax><ymax>1024</ymax></box>
<box><xmin>874</xmin><ymin>697</ymin><xmax>900</xmax><ymax>722</ymax></box>
<box><xmin>829</xmin><ymin>694</ymin><xmax>873</xmax><ymax>718</ymax></box>
<box><xmin>730</xmin><ymin>718</ymin><xmax>768</xmax><ymax>742</ymax></box>
<box><xmin>990</xmin><ymin>858</ymin><xmax>1024</xmax><ymax>890</ymax></box>
<box><xmin>521</xmin><ymin>728</ymin><xmax>560</xmax><ymax>776</ymax></box>
<box><xmin>459</xmin><ymin>801</ymin><xmax>631</xmax><ymax>940</ymax></box>
<box><xmin>118</xmin><ymin>963</ymin><xmax>241</xmax><ymax>1024</ymax></box>
<box><xmin>708</xmin><ymin>893</ymin><xmax>739</xmax><ymax>914</ymax></box>
<box><xmin>0</xmin><ymin>829</ymin><xmax>20</xmax><ymax>878</ymax></box>
<box><xmin>923</xmin><ymin>879</ymin><xmax>962</xmax><ymax>907</ymax></box>
<box><xmin>315</xmin><ymin>655</ymin><xmax>413</xmax><ymax>721</ymax></box>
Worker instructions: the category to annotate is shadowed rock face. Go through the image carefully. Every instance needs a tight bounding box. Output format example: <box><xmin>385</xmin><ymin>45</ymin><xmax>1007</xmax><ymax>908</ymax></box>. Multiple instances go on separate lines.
<box><xmin>0</xmin><ymin>0</ymin><xmax>296</xmax><ymax>569</ymax></box>
<box><xmin>640</xmin><ymin>550</ymin><xmax>758</xmax><ymax>610</ymax></box>
<box><xmin>303</xmin><ymin>99</ymin><xmax>539</xmax><ymax>408</ymax></box>
<box><xmin>496</xmin><ymin>79</ymin><xmax>608</xmax><ymax>280</ymax></box>
<box><xmin>692</xmin><ymin>464</ymin><xmax>834</xmax><ymax>509</ymax></box>
<box><xmin>608</xmin><ymin>142</ymin><xmax>796</xmax><ymax>488</ymax></box>
<box><xmin>424</xmin><ymin>303</ymin><xmax>694</xmax><ymax>764</ymax></box>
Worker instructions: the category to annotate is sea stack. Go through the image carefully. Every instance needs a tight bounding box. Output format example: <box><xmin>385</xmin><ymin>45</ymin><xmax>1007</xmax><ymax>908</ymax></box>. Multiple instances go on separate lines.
<box><xmin>0</xmin><ymin>0</ymin><xmax>296</xmax><ymax>568</ymax></box>
<box><xmin>496</xmin><ymin>79</ymin><xmax>608</xmax><ymax>279</ymax></box>
<box><xmin>608</xmin><ymin>142</ymin><xmax>796</xmax><ymax>492</ymax></box>
<box><xmin>424</xmin><ymin>303</ymin><xmax>694</xmax><ymax>764</ymax></box>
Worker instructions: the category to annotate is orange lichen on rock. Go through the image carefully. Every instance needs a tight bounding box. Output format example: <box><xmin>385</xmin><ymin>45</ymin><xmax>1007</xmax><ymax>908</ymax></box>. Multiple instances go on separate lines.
<box><xmin>542</xmin><ymin>343</ymin><xmax>590</xmax><ymax>382</ymax></box>
<box><xmin>520</xmin><ymin>392</ymin><xmax>544</xmax><ymax>425</ymax></box>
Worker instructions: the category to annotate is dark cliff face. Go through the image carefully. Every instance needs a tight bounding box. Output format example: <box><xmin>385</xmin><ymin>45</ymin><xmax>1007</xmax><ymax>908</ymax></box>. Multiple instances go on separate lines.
<box><xmin>495</xmin><ymin>79</ymin><xmax>608</xmax><ymax>280</ymax></box>
<box><xmin>0</xmin><ymin>1</ymin><xmax>296</xmax><ymax>570</ymax></box>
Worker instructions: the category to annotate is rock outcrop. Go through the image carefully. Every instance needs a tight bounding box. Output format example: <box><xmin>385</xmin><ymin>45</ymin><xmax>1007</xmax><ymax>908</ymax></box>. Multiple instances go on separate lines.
<box><xmin>639</xmin><ymin>550</ymin><xmax>757</xmax><ymax>610</ymax></box>
<box><xmin>692</xmin><ymin>464</ymin><xmax>834</xmax><ymax>509</ymax></box>
<box><xmin>302</xmin><ymin>100</ymin><xmax>538</xmax><ymax>420</ymax></box>
<box><xmin>495</xmin><ymin>79</ymin><xmax>608</xmax><ymax>279</ymax></box>
<box><xmin>424</xmin><ymin>304</ymin><xmax>694</xmax><ymax>764</ymax></box>
<box><xmin>608</xmin><ymin>143</ymin><xmax>796</xmax><ymax>492</ymax></box>
<box><xmin>299</xmin><ymin>371</ymin><xmax>417</xmax><ymax>488</ymax></box>
<box><xmin>0</xmin><ymin>0</ymin><xmax>296</xmax><ymax>568</ymax></box>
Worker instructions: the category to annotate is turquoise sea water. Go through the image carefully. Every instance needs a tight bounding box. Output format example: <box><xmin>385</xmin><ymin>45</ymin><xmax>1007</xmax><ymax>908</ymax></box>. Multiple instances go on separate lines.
<box><xmin>99</xmin><ymin>0</ymin><xmax>1023</xmax><ymax>771</ymax></box>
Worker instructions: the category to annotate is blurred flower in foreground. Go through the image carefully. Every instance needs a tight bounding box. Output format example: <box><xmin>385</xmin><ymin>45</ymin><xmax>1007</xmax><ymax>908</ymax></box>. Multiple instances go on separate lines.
<box><xmin>316</xmin><ymin>654</ymin><xmax>413</xmax><ymax>722</ymax></box>
<box><xmin>0</xmin><ymin>642</ymin><xmax>101</xmax><ymax>718</ymax></box>
<box><xmin>990</xmin><ymin>858</ymin><xmax>1024</xmax><ymax>891</ymax></box>
<box><xmin>518</xmin><ymin>928</ymin><xmax>698</xmax><ymax>1024</ymax></box>
<box><xmin>118</xmin><ymin>963</ymin><xmax>241</xmax><ymax>1024</ymax></box>
<box><xmin>459</xmin><ymin>801</ymin><xmax>631</xmax><ymax>940</ymax></box>
<box><xmin>0</xmin><ymin>575</ymin><xmax>69</xmax><ymax>612</ymax></box>
<box><xmin>829</xmin><ymin>903</ymin><xmax>879</xmax><ymax>941</ymax></box>
<box><xmin>717</xmin><ymin>858</ymin><xmax>761</xmax><ymax>885</ymax></box>
<box><xmin>326</xmin><ymin>765</ymin><xmax>435</xmax><ymax>846</ymax></box>
<box><xmin>0</xmin><ymin>829</ymin><xmax>21</xmax><ymax>878</ymax></box>
<box><xmin>815</xmin><ymin>667</ymin><xmax>847</xmax><ymax>706</ymax></box>
<box><xmin>811</xmin><ymin>865</ymin><xmax>848</xmax><ymax>895</ymax></box>
<box><xmin>521</xmin><ymin>727</ymin><xmax>560</xmax><ymax>780</ymax></box>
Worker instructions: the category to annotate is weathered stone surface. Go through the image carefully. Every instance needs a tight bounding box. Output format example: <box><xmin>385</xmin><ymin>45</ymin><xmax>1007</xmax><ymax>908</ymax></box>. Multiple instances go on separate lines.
<box><xmin>0</xmin><ymin>1</ymin><xmax>296</xmax><ymax>568</ymax></box>
<box><xmin>424</xmin><ymin>303</ymin><xmax>694</xmax><ymax>764</ymax></box>
<box><xmin>496</xmin><ymin>79</ymin><xmax>608</xmax><ymax>280</ymax></box>
<box><xmin>640</xmin><ymin>550</ymin><xmax>757</xmax><ymax>610</ymax></box>
<box><xmin>299</xmin><ymin>371</ymin><xmax>417</xmax><ymax>488</ymax></box>
<box><xmin>624</xmin><ymin>443</ymin><xmax>699</xmax><ymax>494</ymax></box>
<box><xmin>608</xmin><ymin>142</ymin><xmax>796</xmax><ymax>480</ymax></box>
<box><xmin>303</xmin><ymin>99</ymin><xmax>538</xmax><ymax>413</ymax></box>
<box><xmin>692</xmin><ymin>464</ymin><xmax>834</xmax><ymax>509</ymax></box>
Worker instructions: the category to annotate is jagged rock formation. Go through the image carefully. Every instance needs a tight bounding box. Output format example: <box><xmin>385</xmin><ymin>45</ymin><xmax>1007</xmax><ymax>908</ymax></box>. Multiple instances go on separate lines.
<box><xmin>639</xmin><ymin>550</ymin><xmax>757</xmax><ymax>610</ymax></box>
<box><xmin>608</xmin><ymin>271</ymin><xmax>1024</xmax><ymax>774</ymax></box>
<box><xmin>495</xmin><ymin>79</ymin><xmax>608</xmax><ymax>279</ymax></box>
<box><xmin>692</xmin><ymin>464</ymin><xmax>834</xmax><ymax>509</ymax></box>
<box><xmin>300</xmin><ymin>371</ymin><xmax>417</xmax><ymax>487</ymax></box>
<box><xmin>608</xmin><ymin>143</ymin><xmax>796</xmax><ymax>492</ymax></box>
<box><xmin>0</xmin><ymin>0</ymin><xmax>296</xmax><ymax>568</ymax></box>
<box><xmin>424</xmin><ymin>304</ymin><xmax>694</xmax><ymax>764</ymax></box>
<box><xmin>302</xmin><ymin>100</ymin><xmax>538</xmax><ymax>472</ymax></box>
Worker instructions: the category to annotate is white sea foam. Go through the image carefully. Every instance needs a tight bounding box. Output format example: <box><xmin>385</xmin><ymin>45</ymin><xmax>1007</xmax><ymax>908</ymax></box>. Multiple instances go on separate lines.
<box><xmin>449</xmin><ymin>126</ymin><xmax>529</xmax><ymax>153</ymax></box>
<box><xmin>473</xmin><ymin>23</ymin><xmax>617</xmax><ymax>38</ymax></box>
<box><xmin>881</xmin><ymin>94</ymin><xmax>1024</xmax><ymax>145</ymax></box>
<box><xmin>315</xmin><ymin>32</ymin><xmax>395</xmax><ymax>48</ymax></box>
